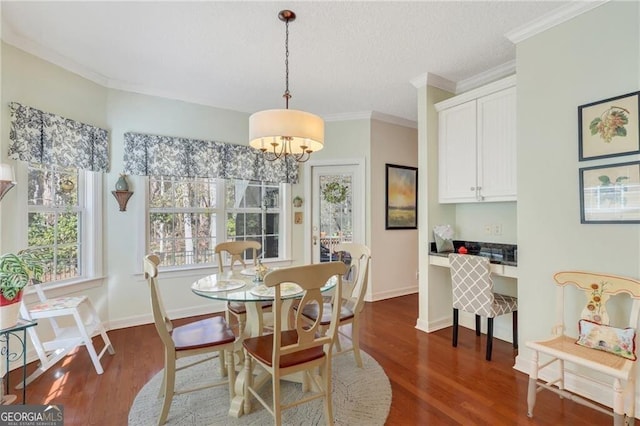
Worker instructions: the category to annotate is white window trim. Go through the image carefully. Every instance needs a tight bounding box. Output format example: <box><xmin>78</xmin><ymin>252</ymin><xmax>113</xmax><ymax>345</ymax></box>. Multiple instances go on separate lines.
<box><xmin>19</xmin><ymin>164</ymin><xmax>104</xmax><ymax>289</ymax></box>
<box><xmin>141</xmin><ymin>177</ymin><xmax>292</xmax><ymax>274</ymax></box>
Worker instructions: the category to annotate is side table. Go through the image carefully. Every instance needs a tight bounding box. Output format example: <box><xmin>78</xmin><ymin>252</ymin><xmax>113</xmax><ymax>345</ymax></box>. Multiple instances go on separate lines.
<box><xmin>0</xmin><ymin>319</ymin><xmax>37</xmax><ymax>404</ymax></box>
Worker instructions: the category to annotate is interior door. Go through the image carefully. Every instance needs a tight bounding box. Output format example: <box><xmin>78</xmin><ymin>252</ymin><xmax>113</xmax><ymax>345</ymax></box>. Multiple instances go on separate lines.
<box><xmin>308</xmin><ymin>163</ymin><xmax>364</xmax><ymax>264</ymax></box>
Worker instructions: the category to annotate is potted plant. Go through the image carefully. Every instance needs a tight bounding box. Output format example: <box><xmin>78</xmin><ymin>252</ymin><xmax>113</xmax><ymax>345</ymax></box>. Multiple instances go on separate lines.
<box><xmin>0</xmin><ymin>251</ymin><xmax>43</xmax><ymax>329</ymax></box>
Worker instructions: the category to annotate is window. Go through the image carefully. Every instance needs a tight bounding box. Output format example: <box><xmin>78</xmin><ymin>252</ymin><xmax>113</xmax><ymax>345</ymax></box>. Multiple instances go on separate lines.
<box><xmin>148</xmin><ymin>177</ymin><xmax>287</xmax><ymax>268</ymax></box>
<box><xmin>27</xmin><ymin>163</ymin><xmax>101</xmax><ymax>284</ymax></box>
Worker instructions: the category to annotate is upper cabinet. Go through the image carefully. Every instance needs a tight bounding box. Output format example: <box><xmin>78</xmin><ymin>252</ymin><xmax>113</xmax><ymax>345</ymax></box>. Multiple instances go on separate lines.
<box><xmin>436</xmin><ymin>76</ymin><xmax>517</xmax><ymax>203</ymax></box>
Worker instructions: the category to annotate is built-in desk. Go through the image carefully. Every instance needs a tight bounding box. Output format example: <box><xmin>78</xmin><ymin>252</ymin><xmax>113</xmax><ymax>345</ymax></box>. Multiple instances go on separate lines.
<box><xmin>429</xmin><ymin>241</ymin><xmax>518</xmax><ymax>279</ymax></box>
<box><xmin>429</xmin><ymin>254</ymin><xmax>517</xmax><ymax>278</ymax></box>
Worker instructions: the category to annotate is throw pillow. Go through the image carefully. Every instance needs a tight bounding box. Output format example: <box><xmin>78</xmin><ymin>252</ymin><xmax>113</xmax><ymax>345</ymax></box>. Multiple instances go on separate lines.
<box><xmin>576</xmin><ymin>319</ymin><xmax>636</xmax><ymax>361</ymax></box>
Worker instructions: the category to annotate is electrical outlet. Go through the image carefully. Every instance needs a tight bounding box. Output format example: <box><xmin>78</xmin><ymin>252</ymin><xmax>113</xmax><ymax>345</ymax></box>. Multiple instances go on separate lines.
<box><xmin>493</xmin><ymin>224</ymin><xmax>502</xmax><ymax>236</ymax></box>
<box><xmin>484</xmin><ymin>224</ymin><xmax>492</xmax><ymax>235</ymax></box>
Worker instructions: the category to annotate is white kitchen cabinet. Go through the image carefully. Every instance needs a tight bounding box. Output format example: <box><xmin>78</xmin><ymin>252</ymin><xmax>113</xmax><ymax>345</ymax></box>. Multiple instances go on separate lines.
<box><xmin>436</xmin><ymin>76</ymin><xmax>517</xmax><ymax>203</ymax></box>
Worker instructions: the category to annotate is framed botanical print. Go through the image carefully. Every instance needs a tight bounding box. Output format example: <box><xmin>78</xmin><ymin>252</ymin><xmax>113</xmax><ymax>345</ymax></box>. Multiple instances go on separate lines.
<box><xmin>579</xmin><ymin>161</ymin><xmax>640</xmax><ymax>224</ymax></box>
<box><xmin>578</xmin><ymin>91</ymin><xmax>640</xmax><ymax>161</ymax></box>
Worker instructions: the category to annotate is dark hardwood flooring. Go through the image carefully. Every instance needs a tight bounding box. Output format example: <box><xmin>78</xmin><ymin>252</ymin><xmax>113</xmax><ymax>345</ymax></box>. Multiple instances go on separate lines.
<box><xmin>7</xmin><ymin>293</ymin><xmax>611</xmax><ymax>425</ymax></box>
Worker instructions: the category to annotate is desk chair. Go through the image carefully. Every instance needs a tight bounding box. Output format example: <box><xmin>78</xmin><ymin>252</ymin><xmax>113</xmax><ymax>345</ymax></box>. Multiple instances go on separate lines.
<box><xmin>299</xmin><ymin>243</ymin><xmax>371</xmax><ymax>367</ymax></box>
<box><xmin>242</xmin><ymin>261</ymin><xmax>347</xmax><ymax>425</ymax></box>
<box><xmin>19</xmin><ymin>281</ymin><xmax>115</xmax><ymax>387</ymax></box>
<box><xmin>448</xmin><ymin>253</ymin><xmax>518</xmax><ymax>361</ymax></box>
<box><xmin>144</xmin><ymin>254</ymin><xmax>237</xmax><ymax>425</ymax></box>
<box><xmin>527</xmin><ymin>271</ymin><xmax>640</xmax><ymax>425</ymax></box>
<box><xmin>215</xmin><ymin>241</ymin><xmax>272</xmax><ymax>334</ymax></box>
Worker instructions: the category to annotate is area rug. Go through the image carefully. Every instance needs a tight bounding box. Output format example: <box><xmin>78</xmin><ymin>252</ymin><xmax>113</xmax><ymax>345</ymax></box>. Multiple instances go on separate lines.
<box><xmin>128</xmin><ymin>350</ymin><xmax>391</xmax><ymax>425</ymax></box>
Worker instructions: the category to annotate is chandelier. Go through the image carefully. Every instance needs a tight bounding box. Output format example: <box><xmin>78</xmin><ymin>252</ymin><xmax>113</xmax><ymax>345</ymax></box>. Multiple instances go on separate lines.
<box><xmin>249</xmin><ymin>10</ymin><xmax>324</xmax><ymax>163</ymax></box>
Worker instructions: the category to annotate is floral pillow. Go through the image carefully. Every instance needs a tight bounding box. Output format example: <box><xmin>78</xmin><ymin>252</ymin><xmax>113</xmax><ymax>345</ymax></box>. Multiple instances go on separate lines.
<box><xmin>576</xmin><ymin>319</ymin><xmax>636</xmax><ymax>361</ymax></box>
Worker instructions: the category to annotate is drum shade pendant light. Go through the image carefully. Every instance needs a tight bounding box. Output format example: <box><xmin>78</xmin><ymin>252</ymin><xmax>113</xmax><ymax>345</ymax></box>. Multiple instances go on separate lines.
<box><xmin>249</xmin><ymin>10</ymin><xmax>324</xmax><ymax>163</ymax></box>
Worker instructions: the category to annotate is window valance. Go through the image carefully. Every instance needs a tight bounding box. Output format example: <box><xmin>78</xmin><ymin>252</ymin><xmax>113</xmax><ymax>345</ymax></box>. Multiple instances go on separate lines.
<box><xmin>123</xmin><ymin>132</ymin><xmax>299</xmax><ymax>184</ymax></box>
<box><xmin>8</xmin><ymin>102</ymin><xmax>110</xmax><ymax>172</ymax></box>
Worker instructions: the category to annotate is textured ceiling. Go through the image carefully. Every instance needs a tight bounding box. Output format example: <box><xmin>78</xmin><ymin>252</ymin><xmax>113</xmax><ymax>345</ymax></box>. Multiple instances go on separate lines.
<box><xmin>1</xmin><ymin>1</ymin><xmax>573</xmax><ymax>124</ymax></box>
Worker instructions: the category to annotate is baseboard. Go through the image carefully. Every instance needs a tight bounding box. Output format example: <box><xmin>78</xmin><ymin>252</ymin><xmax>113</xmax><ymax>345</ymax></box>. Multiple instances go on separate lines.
<box><xmin>107</xmin><ymin>302</ymin><xmax>226</xmax><ymax>331</ymax></box>
<box><xmin>416</xmin><ymin>315</ymin><xmax>451</xmax><ymax>333</ymax></box>
<box><xmin>514</xmin><ymin>355</ymin><xmax>639</xmax><ymax>418</ymax></box>
<box><xmin>368</xmin><ymin>286</ymin><xmax>418</xmax><ymax>302</ymax></box>
<box><xmin>418</xmin><ymin>312</ymin><xmax>514</xmax><ymax>343</ymax></box>
<box><xmin>6</xmin><ymin>302</ymin><xmax>227</xmax><ymax>376</ymax></box>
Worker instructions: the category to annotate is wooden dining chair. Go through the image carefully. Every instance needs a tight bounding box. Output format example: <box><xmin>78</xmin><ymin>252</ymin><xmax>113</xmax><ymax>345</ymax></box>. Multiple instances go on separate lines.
<box><xmin>215</xmin><ymin>241</ymin><xmax>272</xmax><ymax>334</ymax></box>
<box><xmin>449</xmin><ymin>253</ymin><xmax>518</xmax><ymax>361</ymax></box>
<box><xmin>143</xmin><ymin>254</ymin><xmax>237</xmax><ymax>425</ymax></box>
<box><xmin>299</xmin><ymin>243</ymin><xmax>371</xmax><ymax>367</ymax></box>
<box><xmin>242</xmin><ymin>261</ymin><xmax>347</xmax><ymax>425</ymax></box>
<box><xmin>527</xmin><ymin>271</ymin><xmax>640</xmax><ymax>425</ymax></box>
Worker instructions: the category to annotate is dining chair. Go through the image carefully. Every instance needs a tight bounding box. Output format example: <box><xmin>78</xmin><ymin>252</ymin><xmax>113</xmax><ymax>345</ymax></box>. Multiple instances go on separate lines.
<box><xmin>527</xmin><ymin>271</ymin><xmax>640</xmax><ymax>425</ymax></box>
<box><xmin>299</xmin><ymin>243</ymin><xmax>371</xmax><ymax>367</ymax></box>
<box><xmin>143</xmin><ymin>254</ymin><xmax>237</xmax><ymax>425</ymax></box>
<box><xmin>448</xmin><ymin>253</ymin><xmax>517</xmax><ymax>361</ymax></box>
<box><xmin>242</xmin><ymin>261</ymin><xmax>347</xmax><ymax>426</ymax></box>
<box><xmin>19</xmin><ymin>280</ymin><xmax>115</xmax><ymax>387</ymax></box>
<box><xmin>215</xmin><ymin>241</ymin><xmax>272</xmax><ymax>334</ymax></box>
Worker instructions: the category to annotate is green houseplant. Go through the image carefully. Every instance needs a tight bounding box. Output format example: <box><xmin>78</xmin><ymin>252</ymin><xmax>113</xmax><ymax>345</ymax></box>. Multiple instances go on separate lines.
<box><xmin>0</xmin><ymin>251</ymin><xmax>44</xmax><ymax>329</ymax></box>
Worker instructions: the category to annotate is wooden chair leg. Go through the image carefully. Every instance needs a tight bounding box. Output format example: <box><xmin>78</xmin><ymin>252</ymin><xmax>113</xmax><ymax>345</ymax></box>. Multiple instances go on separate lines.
<box><xmin>322</xmin><ymin>362</ymin><xmax>334</xmax><ymax>425</ymax></box>
<box><xmin>452</xmin><ymin>309</ymin><xmax>459</xmax><ymax>347</ymax></box>
<box><xmin>475</xmin><ymin>314</ymin><xmax>481</xmax><ymax>336</ymax></box>
<box><xmin>512</xmin><ymin>310</ymin><xmax>518</xmax><ymax>350</ymax></box>
<box><xmin>158</xmin><ymin>355</ymin><xmax>175</xmax><ymax>425</ymax></box>
<box><xmin>486</xmin><ymin>317</ymin><xmax>494</xmax><ymax>361</ymax></box>
<box><xmin>527</xmin><ymin>349</ymin><xmax>539</xmax><ymax>418</ymax></box>
<box><xmin>350</xmin><ymin>320</ymin><xmax>363</xmax><ymax>368</ymax></box>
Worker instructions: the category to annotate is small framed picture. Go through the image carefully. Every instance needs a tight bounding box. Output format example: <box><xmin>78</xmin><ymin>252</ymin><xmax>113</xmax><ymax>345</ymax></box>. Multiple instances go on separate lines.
<box><xmin>579</xmin><ymin>161</ymin><xmax>640</xmax><ymax>224</ymax></box>
<box><xmin>578</xmin><ymin>91</ymin><xmax>640</xmax><ymax>161</ymax></box>
<box><xmin>385</xmin><ymin>164</ymin><xmax>418</xmax><ymax>229</ymax></box>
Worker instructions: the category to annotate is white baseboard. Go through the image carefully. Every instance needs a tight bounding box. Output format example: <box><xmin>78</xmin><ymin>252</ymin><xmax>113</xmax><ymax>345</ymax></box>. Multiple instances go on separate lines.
<box><xmin>418</xmin><ymin>312</ymin><xmax>514</xmax><ymax>344</ymax></box>
<box><xmin>368</xmin><ymin>286</ymin><xmax>418</xmax><ymax>302</ymax></box>
<box><xmin>6</xmin><ymin>302</ymin><xmax>227</xmax><ymax>376</ymax></box>
<box><xmin>416</xmin><ymin>315</ymin><xmax>450</xmax><ymax>333</ymax></box>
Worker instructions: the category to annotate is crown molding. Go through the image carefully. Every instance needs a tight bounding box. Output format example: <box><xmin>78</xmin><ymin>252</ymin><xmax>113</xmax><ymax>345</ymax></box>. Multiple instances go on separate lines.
<box><xmin>455</xmin><ymin>60</ymin><xmax>516</xmax><ymax>94</ymax></box>
<box><xmin>2</xmin><ymin>26</ymin><xmax>110</xmax><ymax>87</ymax></box>
<box><xmin>435</xmin><ymin>74</ymin><xmax>516</xmax><ymax>112</ymax></box>
<box><xmin>505</xmin><ymin>0</ymin><xmax>609</xmax><ymax>44</ymax></box>
<box><xmin>371</xmin><ymin>111</ymin><xmax>417</xmax><ymax>129</ymax></box>
<box><xmin>410</xmin><ymin>72</ymin><xmax>456</xmax><ymax>93</ymax></box>
<box><xmin>324</xmin><ymin>111</ymin><xmax>417</xmax><ymax>129</ymax></box>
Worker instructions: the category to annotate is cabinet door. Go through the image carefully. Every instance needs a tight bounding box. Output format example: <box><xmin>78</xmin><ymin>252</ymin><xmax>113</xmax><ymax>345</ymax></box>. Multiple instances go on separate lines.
<box><xmin>477</xmin><ymin>87</ymin><xmax>517</xmax><ymax>201</ymax></box>
<box><xmin>438</xmin><ymin>100</ymin><xmax>478</xmax><ymax>203</ymax></box>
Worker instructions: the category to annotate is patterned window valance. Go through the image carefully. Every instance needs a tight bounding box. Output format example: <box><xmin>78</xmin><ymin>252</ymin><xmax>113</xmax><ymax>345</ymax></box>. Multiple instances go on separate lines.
<box><xmin>8</xmin><ymin>102</ymin><xmax>109</xmax><ymax>172</ymax></box>
<box><xmin>123</xmin><ymin>132</ymin><xmax>299</xmax><ymax>184</ymax></box>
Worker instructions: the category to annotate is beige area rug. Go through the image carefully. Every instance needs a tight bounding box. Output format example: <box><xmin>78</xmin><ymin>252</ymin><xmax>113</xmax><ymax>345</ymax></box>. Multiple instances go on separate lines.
<box><xmin>128</xmin><ymin>350</ymin><xmax>391</xmax><ymax>425</ymax></box>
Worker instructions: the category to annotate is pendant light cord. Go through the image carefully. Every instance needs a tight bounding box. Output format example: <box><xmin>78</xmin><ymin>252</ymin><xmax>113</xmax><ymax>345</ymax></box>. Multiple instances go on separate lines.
<box><xmin>283</xmin><ymin>16</ymin><xmax>291</xmax><ymax>109</ymax></box>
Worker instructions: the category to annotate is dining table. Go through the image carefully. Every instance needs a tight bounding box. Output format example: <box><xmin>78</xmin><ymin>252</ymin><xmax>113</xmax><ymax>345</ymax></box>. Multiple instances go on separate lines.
<box><xmin>191</xmin><ymin>265</ymin><xmax>337</xmax><ymax>418</ymax></box>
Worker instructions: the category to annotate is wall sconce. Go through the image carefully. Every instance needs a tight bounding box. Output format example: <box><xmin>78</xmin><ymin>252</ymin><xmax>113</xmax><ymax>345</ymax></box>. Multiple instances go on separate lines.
<box><xmin>111</xmin><ymin>173</ymin><xmax>133</xmax><ymax>211</ymax></box>
<box><xmin>0</xmin><ymin>164</ymin><xmax>16</xmax><ymax>202</ymax></box>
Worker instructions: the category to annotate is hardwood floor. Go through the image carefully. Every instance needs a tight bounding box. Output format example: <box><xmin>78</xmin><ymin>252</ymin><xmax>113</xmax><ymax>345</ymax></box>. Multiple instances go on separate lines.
<box><xmin>8</xmin><ymin>293</ymin><xmax>611</xmax><ymax>425</ymax></box>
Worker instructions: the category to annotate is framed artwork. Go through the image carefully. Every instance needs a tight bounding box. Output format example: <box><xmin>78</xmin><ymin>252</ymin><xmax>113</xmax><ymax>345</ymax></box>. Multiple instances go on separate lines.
<box><xmin>579</xmin><ymin>161</ymin><xmax>640</xmax><ymax>224</ymax></box>
<box><xmin>578</xmin><ymin>91</ymin><xmax>640</xmax><ymax>161</ymax></box>
<box><xmin>385</xmin><ymin>164</ymin><xmax>418</xmax><ymax>229</ymax></box>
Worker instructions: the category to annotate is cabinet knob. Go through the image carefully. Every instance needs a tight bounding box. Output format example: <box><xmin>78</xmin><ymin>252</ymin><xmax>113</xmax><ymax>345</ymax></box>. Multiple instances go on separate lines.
<box><xmin>470</xmin><ymin>187</ymin><xmax>475</xmax><ymax>191</ymax></box>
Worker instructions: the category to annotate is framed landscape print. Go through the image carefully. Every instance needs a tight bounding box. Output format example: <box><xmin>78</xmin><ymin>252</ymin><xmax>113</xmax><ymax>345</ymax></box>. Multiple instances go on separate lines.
<box><xmin>578</xmin><ymin>91</ymin><xmax>640</xmax><ymax>161</ymax></box>
<box><xmin>579</xmin><ymin>161</ymin><xmax>640</xmax><ymax>224</ymax></box>
<box><xmin>385</xmin><ymin>164</ymin><xmax>418</xmax><ymax>229</ymax></box>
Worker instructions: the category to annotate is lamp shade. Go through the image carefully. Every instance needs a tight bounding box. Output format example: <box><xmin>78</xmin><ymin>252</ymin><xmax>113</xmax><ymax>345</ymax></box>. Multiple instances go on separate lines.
<box><xmin>249</xmin><ymin>109</ymin><xmax>324</xmax><ymax>155</ymax></box>
<box><xmin>0</xmin><ymin>164</ymin><xmax>15</xmax><ymax>182</ymax></box>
